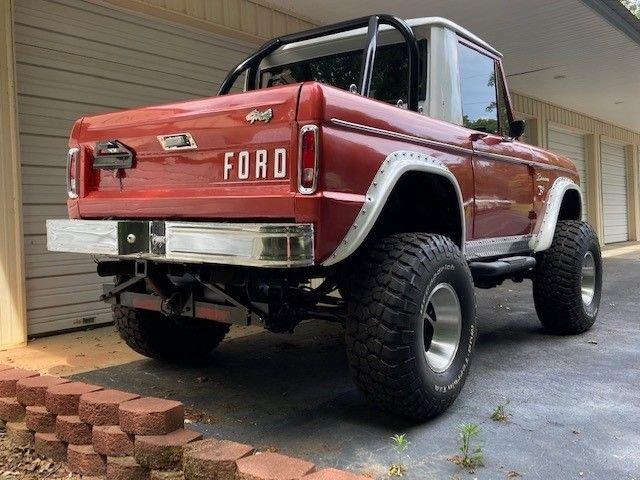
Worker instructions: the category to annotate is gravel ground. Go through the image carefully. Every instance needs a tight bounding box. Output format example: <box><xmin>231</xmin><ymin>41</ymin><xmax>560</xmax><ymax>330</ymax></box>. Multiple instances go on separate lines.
<box><xmin>0</xmin><ymin>426</ymin><xmax>79</xmax><ymax>480</ymax></box>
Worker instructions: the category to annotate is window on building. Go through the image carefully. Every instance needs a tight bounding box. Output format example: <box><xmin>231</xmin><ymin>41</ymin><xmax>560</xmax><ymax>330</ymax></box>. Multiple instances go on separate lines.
<box><xmin>458</xmin><ymin>43</ymin><xmax>500</xmax><ymax>134</ymax></box>
<box><xmin>261</xmin><ymin>40</ymin><xmax>426</xmax><ymax>106</ymax></box>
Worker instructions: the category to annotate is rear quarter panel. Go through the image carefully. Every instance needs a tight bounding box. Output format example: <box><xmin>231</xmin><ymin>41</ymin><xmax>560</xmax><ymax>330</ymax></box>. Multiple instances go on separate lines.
<box><xmin>296</xmin><ymin>83</ymin><xmax>474</xmax><ymax>262</ymax></box>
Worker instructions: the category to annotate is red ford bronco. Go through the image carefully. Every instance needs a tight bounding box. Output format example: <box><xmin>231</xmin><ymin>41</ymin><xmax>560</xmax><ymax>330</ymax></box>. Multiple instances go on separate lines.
<box><xmin>47</xmin><ymin>15</ymin><xmax>603</xmax><ymax>420</ymax></box>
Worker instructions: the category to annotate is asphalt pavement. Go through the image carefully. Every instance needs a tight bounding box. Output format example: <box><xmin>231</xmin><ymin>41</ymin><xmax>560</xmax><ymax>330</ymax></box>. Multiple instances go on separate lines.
<box><xmin>75</xmin><ymin>251</ymin><xmax>640</xmax><ymax>479</ymax></box>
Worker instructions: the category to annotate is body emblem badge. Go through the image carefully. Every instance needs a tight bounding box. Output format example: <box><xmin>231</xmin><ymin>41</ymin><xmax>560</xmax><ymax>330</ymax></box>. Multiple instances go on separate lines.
<box><xmin>246</xmin><ymin>108</ymin><xmax>273</xmax><ymax>124</ymax></box>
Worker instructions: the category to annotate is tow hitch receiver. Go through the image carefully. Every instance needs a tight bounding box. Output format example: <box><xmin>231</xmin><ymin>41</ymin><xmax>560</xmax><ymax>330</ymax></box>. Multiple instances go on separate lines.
<box><xmin>100</xmin><ymin>260</ymin><xmax>262</xmax><ymax>326</ymax></box>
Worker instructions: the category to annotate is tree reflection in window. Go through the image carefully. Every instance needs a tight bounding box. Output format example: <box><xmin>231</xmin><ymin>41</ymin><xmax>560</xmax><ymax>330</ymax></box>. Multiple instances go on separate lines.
<box><xmin>458</xmin><ymin>43</ymin><xmax>499</xmax><ymax>134</ymax></box>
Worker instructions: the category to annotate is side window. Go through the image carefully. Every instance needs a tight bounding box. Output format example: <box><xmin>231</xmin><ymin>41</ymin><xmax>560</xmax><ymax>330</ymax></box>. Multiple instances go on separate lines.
<box><xmin>495</xmin><ymin>66</ymin><xmax>510</xmax><ymax>136</ymax></box>
<box><xmin>458</xmin><ymin>43</ymin><xmax>499</xmax><ymax>134</ymax></box>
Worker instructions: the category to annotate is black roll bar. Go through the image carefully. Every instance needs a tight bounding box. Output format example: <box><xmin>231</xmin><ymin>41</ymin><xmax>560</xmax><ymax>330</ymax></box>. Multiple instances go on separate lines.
<box><xmin>217</xmin><ymin>14</ymin><xmax>420</xmax><ymax>112</ymax></box>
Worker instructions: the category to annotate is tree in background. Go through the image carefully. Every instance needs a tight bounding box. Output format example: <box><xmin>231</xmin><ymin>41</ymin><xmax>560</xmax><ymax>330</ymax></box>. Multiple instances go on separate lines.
<box><xmin>621</xmin><ymin>0</ymin><xmax>640</xmax><ymax>18</ymax></box>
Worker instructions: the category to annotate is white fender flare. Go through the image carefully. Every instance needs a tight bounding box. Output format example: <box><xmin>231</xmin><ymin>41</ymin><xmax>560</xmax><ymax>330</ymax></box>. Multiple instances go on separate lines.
<box><xmin>529</xmin><ymin>177</ymin><xmax>583</xmax><ymax>252</ymax></box>
<box><xmin>322</xmin><ymin>150</ymin><xmax>466</xmax><ymax>266</ymax></box>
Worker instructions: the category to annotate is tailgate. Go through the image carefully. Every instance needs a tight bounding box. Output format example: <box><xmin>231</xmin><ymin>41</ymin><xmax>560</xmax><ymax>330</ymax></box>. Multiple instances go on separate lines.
<box><xmin>73</xmin><ymin>85</ymin><xmax>302</xmax><ymax>219</ymax></box>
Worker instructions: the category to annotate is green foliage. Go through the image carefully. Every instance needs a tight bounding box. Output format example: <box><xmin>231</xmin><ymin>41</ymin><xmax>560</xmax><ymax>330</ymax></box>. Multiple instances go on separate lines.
<box><xmin>388</xmin><ymin>434</ymin><xmax>410</xmax><ymax>477</ymax></box>
<box><xmin>452</xmin><ymin>423</ymin><xmax>484</xmax><ymax>472</ymax></box>
<box><xmin>463</xmin><ymin>114</ymin><xmax>499</xmax><ymax>134</ymax></box>
<box><xmin>391</xmin><ymin>434</ymin><xmax>409</xmax><ymax>454</ymax></box>
<box><xmin>621</xmin><ymin>0</ymin><xmax>640</xmax><ymax>18</ymax></box>
<box><xmin>490</xmin><ymin>400</ymin><xmax>511</xmax><ymax>422</ymax></box>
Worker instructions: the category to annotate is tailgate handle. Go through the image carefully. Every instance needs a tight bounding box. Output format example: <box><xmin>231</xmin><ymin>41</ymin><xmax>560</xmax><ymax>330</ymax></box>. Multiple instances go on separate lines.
<box><xmin>93</xmin><ymin>140</ymin><xmax>134</xmax><ymax>170</ymax></box>
<box><xmin>157</xmin><ymin>132</ymin><xmax>198</xmax><ymax>151</ymax></box>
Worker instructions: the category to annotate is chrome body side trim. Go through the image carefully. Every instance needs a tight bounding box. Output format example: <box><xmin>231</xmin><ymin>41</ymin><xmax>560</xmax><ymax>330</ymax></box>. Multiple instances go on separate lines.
<box><xmin>331</xmin><ymin>118</ymin><xmax>472</xmax><ymax>156</ymax></box>
<box><xmin>47</xmin><ymin>220</ymin><xmax>315</xmax><ymax>268</ymax></box>
<box><xmin>322</xmin><ymin>150</ymin><xmax>466</xmax><ymax>266</ymax></box>
<box><xmin>330</xmin><ymin>118</ymin><xmax>576</xmax><ymax>175</ymax></box>
<box><xmin>529</xmin><ymin>177</ymin><xmax>583</xmax><ymax>252</ymax></box>
<box><xmin>465</xmin><ymin>235</ymin><xmax>533</xmax><ymax>260</ymax></box>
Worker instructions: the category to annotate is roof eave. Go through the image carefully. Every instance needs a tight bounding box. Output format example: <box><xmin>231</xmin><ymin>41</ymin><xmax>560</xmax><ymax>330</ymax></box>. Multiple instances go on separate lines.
<box><xmin>581</xmin><ymin>0</ymin><xmax>640</xmax><ymax>45</ymax></box>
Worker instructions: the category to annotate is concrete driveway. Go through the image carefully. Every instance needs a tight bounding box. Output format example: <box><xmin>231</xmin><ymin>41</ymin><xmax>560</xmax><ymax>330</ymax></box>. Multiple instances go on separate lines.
<box><xmin>74</xmin><ymin>251</ymin><xmax>640</xmax><ymax>479</ymax></box>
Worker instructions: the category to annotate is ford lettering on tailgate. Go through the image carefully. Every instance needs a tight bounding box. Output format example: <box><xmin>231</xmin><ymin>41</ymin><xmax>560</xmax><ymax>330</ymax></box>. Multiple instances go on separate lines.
<box><xmin>223</xmin><ymin>148</ymin><xmax>287</xmax><ymax>181</ymax></box>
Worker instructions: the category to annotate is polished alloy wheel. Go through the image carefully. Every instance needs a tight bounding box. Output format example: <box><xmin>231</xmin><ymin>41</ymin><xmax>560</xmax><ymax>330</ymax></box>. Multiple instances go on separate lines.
<box><xmin>581</xmin><ymin>251</ymin><xmax>596</xmax><ymax>306</ymax></box>
<box><xmin>422</xmin><ymin>283</ymin><xmax>462</xmax><ymax>373</ymax></box>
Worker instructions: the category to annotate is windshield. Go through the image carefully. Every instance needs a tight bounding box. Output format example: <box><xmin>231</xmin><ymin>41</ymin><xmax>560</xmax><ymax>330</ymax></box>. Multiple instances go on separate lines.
<box><xmin>261</xmin><ymin>40</ymin><xmax>426</xmax><ymax>105</ymax></box>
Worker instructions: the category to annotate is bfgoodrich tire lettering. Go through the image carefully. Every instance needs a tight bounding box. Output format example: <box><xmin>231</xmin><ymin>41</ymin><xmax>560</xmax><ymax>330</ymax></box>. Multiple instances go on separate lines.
<box><xmin>114</xmin><ymin>306</ymin><xmax>230</xmax><ymax>363</ymax></box>
<box><xmin>533</xmin><ymin>220</ymin><xmax>602</xmax><ymax>334</ymax></box>
<box><xmin>346</xmin><ymin>233</ymin><xmax>476</xmax><ymax>420</ymax></box>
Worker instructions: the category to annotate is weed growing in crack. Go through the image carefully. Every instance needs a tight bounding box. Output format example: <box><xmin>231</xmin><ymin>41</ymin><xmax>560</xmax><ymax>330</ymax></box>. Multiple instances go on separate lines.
<box><xmin>449</xmin><ymin>423</ymin><xmax>484</xmax><ymax>472</ymax></box>
<box><xmin>490</xmin><ymin>399</ymin><xmax>510</xmax><ymax>422</ymax></box>
<box><xmin>388</xmin><ymin>433</ymin><xmax>409</xmax><ymax>477</ymax></box>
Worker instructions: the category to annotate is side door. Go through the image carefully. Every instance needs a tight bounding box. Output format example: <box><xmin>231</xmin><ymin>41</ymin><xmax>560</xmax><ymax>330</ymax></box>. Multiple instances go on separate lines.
<box><xmin>458</xmin><ymin>41</ymin><xmax>534</xmax><ymax>239</ymax></box>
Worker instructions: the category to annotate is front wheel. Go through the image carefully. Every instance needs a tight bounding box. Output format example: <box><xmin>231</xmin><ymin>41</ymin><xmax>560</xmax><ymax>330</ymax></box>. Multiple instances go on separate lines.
<box><xmin>532</xmin><ymin>220</ymin><xmax>602</xmax><ymax>334</ymax></box>
<box><xmin>345</xmin><ymin>233</ymin><xmax>477</xmax><ymax>420</ymax></box>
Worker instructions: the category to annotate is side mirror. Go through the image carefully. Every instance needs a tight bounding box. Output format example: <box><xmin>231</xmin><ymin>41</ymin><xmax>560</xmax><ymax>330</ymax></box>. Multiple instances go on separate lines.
<box><xmin>509</xmin><ymin>120</ymin><xmax>526</xmax><ymax>139</ymax></box>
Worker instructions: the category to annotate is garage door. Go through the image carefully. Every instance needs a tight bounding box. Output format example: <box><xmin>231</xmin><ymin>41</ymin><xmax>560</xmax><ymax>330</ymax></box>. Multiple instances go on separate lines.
<box><xmin>15</xmin><ymin>0</ymin><xmax>253</xmax><ymax>335</ymax></box>
<box><xmin>600</xmin><ymin>141</ymin><xmax>629</xmax><ymax>244</ymax></box>
<box><xmin>548</xmin><ymin>127</ymin><xmax>588</xmax><ymax>221</ymax></box>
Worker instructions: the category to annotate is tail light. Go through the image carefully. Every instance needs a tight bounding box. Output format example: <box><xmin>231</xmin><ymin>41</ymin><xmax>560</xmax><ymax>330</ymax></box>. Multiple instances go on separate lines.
<box><xmin>66</xmin><ymin>147</ymin><xmax>80</xmax><ymax>198</ymax></box>
<box><xmin>298</xmin><ymin>125</ymin><xmax>320</xmax><ymax>194</ymax></box>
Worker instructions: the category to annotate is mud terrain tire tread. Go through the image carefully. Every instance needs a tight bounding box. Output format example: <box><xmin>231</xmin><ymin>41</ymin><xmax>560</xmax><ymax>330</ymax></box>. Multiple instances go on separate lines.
<box><xmin>114</xmin><ymin>306</ymin><xmax>229</xmax><ymax>363</ymax></box>
<box><xmin>533</xmin><ymin>220</ymin><xmax>601</xmax><ymax>335</ymax></box>
<box><xmin>346</xmin><ymin>233</ymin><xmax>476</xmax><ymax>420</ymax></box>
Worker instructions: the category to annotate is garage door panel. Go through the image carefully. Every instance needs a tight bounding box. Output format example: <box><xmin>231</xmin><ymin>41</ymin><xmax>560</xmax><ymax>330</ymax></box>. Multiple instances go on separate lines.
<box><xmin>548</xmin><ymin>127</ymin><xmax>588</xmax><ymax>221</ymax></box>
<box><xmin>26</xmin><ymin>258</ymin><xmax>101</xmax><ymax>279</ymax></box>
<box><xmin>601</xmin><ymin>141</ymin><xmax>629</xmax><ymax>244</ymax></box>
<box><xmin>15</xmin><ymin>4</ymin><xmax>245</xmax><ymax>75</ymax></box>
<box><xmin>27</xmin><ymin>305</ymin><xmax>112</xmax><ymax>336</ymax></box>
<box><xmin>18</xmin><ymin>113</ymin><xmax>74</xmax><ymax>139</ymax></box>
<box><xmin>18</xmin><ymin>64</ymin><xmax>199</xmax><ymax>110</ymax></box>
<box><xmin>23</xmin><ymin>185</ymin><xmax>68</xmax><ymax>205</ymax></box>
<box><xmin>16</xmin><ymin>0</ymin><xmax>253</xmax><ymax>335</ymax></box>
<box><xmin>22</xmin><ymin>166</ymin><xmax>66</xmax><ymax>187</ymax></box>
<box><xmin>14</xmin><ymin>33</ymin><xmax>233</xmax><ymax>94</ymax></box>
<box><xmin>26</xmin><ymin>280</ymin><xmax>107</xmax><ymax>311</ymax></box>
<box><xmin>18</xmin><ymin>94</ymin><xmax>101</xmax><ymax>124</ymax></box>
<box><xmin>25</xmin><ymin>252</ymin><xmax>84</xmax><ymax>268</ymax></box>
<box><xmin>601</xmin><ymin>181</ymin><xmax>626</xmax><ymax>189</ymax></box>
<box><xmin>18</xmin><ymin>0</ymin><xmax>249</xmax><ymax>60</ymax></box>
<box><xmin>14</xmin><ymin>28</ymin><xmax>230</xmax><ymax>91</ymax></box>
<box><xmin>27</xmin><ymin>272</ymin><xmax>104</xmax><ymax>291</ymax></box>
<box><xmin>15</xmin><ymin>42</ymin><xmax>218</xmax><ymax>98</ymax></box>
<box><xmin>21</xmin><ymin>139</ymin><xmax>71</xmax><ymax>169</ymax></box>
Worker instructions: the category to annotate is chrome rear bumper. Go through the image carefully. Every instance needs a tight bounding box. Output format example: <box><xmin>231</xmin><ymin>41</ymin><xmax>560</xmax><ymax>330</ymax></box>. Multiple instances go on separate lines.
<box><xmin>46</xmin><ymin>219</ymin><xmax>314</xmax><ymax>267</ymax></box>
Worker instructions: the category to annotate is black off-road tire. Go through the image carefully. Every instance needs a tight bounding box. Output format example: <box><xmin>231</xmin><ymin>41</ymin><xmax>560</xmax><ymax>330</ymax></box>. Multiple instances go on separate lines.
<box><xmin>533</xmin><ymin>220</ymin><xmax>602</xmax><ymax>334</ymax></box>
<box><xmin>114</xmin><ymin>306</ymin><xmax>230</xmax><ymax>363</ymax></box>
<box><xmin>346</xmin><ymin>233</ymin><xmax>477</xmax><ymax>420</ymax></box>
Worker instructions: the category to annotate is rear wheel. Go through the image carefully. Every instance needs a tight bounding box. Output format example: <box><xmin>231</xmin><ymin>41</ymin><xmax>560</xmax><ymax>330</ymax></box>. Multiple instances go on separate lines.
<box><xmin>114</xmin><ymin>306</ymin><xmax>230</xmax><ymax>363</ymax></box>
<box><xmin>532</xmin><ymin>220</ymin><xmax>602</xmax><ymax>334</ymax></box>
<box><xmin>345</xmin><ymin>233</ymin><xmax>476</xmax><ymax>420</ymax></box>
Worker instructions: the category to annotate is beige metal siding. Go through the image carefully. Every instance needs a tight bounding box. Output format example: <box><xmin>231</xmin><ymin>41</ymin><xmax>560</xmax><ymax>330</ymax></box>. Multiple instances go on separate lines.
<box><xmin>15</xmin><ymin>0</ymin><xmax>253</xmax><ymax>335</ymax></box>
<box><xmin>129</xmin><ymin>0</ymin><xmax>317</xmax><ymax>40</ymax></box>
<box><xmin>548</xmin><ymin>127</ymin><xmax>588</xmax><ymax>221</ymax></box>
<box><xmin>601</xmin><ymin>141</ymin><xmax>629</xmax><ymax>243</ymax></box>
<box><xmin>512</xmin><ymin>92</ymin><xmax>640</xmax><ymax>147</ymax></box>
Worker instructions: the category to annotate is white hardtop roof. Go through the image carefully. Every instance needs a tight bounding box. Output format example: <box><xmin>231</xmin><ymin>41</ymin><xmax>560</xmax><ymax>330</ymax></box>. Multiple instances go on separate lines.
<box><xmin>278</xmin><ymin>17</ymin><xmax>502</xmax><ymax>58</ymax></box>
